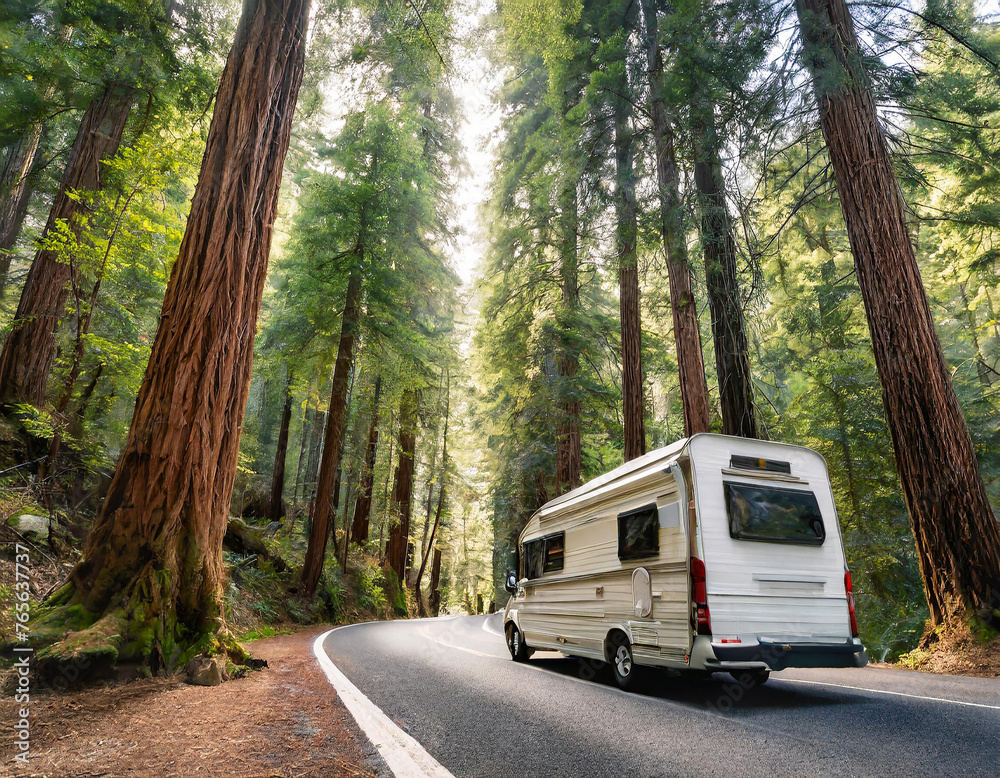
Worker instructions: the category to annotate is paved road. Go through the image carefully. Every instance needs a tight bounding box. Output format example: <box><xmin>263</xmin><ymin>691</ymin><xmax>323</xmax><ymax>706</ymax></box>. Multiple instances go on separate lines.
<box><xmin>321</xmin><ymin>614</ymin><xmax>1000</xmax><ymax>777</ymax></box>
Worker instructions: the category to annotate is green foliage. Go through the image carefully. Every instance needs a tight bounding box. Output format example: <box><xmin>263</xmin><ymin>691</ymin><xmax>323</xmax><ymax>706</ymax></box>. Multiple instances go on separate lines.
<box><xmin>357</xmin><ymin>560</ymin><xmax>388</xmax><ymax>612</ymax></box>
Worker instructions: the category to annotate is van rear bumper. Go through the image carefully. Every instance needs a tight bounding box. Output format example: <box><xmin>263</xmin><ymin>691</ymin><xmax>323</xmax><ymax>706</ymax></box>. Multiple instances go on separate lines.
<box><xmin>706</xmin><ymin>639</ymin><xmax>868</xmax><ymax>671</ymax></box>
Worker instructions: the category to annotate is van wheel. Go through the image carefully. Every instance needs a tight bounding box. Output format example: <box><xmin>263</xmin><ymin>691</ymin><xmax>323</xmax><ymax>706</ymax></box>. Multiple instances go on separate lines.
<box><xmin>731</xmin><ymin>669</ymin><xmax>770</xmax><ymax>686</ymax></box>
<box><xmin>610</xmin><ymin>633</ymin><xmax>641</xmax><ymax>690</ymax></box>
<box><xmin>507</xmin><ymin>625</ymin><xmax>529</xmax><ymax>662</ymax></box>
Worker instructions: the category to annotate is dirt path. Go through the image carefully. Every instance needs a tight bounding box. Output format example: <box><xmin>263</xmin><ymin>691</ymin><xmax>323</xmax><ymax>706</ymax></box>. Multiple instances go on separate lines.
<box><xmin>1</xmin><ymin>627</ymin><xmax>384</xmax><ymax>777</ymax></box>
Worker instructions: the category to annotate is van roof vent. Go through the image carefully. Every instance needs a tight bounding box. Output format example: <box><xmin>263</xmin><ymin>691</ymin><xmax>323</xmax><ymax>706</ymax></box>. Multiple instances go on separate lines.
<box><xmin>730</xmin><ymin>455</ymin><xmax>791</xmax><ymax>474</ymax></box>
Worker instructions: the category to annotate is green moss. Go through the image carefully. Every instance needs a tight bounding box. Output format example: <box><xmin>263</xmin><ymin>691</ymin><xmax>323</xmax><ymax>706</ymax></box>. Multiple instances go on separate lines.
<box><xmin>237</xmin><ymin>625</ymin><xmax>294</xmax><ymax>642</ymax></box>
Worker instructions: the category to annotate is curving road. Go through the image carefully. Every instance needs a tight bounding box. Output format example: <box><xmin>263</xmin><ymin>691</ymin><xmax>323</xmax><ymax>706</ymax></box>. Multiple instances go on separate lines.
<box><xmin>320</xmin><ymin>614</ymin><xmax>1000</xmax><ymax>777</ymax></box>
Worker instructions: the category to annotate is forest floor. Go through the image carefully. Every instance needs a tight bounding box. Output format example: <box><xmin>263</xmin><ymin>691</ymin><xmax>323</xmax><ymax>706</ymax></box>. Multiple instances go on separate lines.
<box><xmin>893</xmin><ymin>624</ymin><xmax>1000</xmax><ymax>678</ymax></box>
<box><xmin>0</xmin><ymin>628</ymin><xmax>386</xmax><ymax>777</ymax></box>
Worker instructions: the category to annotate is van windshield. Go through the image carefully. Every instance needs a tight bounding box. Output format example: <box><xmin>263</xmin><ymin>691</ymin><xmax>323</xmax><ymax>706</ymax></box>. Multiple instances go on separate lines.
<box><xmin>724</xmin><ymin>482</ymin><xmax>826</xmax><ymax>545</ymax></box>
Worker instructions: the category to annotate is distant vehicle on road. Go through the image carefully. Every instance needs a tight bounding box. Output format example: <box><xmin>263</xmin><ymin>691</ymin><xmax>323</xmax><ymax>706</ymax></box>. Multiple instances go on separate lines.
<box><xmin>502</xmin><ymin>433</ymin><xmax>868</xmax><ymax>690</ymax></box>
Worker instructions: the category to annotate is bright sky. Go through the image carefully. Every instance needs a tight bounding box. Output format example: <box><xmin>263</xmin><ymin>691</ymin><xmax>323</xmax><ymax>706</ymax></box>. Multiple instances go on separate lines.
<box><xmin>445</xmin><ymin>0</ymin><xmax>503</xmax><ymax>291</ymax></box>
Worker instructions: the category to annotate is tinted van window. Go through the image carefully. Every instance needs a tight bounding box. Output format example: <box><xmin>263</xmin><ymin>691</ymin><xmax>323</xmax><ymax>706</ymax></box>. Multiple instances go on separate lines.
<box><xmin>521</xmin><ymin>532</ymin><xmax>565</xmax><ymax>578</ymax></box>
<box><xmin>618</xmin><ymin>504</ymin><xmax>659</xmax><ymax>560</ymax></box>
<box><xmin>724</xmin><ymin>482</ymin><xmax>826</xmax><ymax>545</ymax></box>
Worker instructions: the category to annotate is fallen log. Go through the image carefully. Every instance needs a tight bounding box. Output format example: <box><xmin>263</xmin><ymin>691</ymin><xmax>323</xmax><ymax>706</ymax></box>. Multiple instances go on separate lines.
<box><xmin>224</xmin><ymin>517</ymin><xmax>291</xmax><ymax>573</ymax></box>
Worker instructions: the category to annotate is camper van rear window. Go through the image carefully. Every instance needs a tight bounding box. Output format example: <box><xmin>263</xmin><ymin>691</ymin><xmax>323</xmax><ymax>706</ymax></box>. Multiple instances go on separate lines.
<box><xmin>618</xmin><ymin>504</ymin><xmax>659</xmax><ymax>560</ymax></box>
<box><xmin>521</xmin><ymin>532</ymin><xmax>565</xmax><ymax>578</ymax></box>
<box><xmin>724</xmin><ymin>483</ymin><xmax>826</xmax><ymax>545</ymax></box>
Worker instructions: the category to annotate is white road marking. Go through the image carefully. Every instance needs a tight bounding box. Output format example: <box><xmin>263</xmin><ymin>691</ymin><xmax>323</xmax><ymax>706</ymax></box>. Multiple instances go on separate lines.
<box><xmin>313</xmin><ymin>629</ymin><xmax>456</xmax><ymax>778</ymax></box>
<box><xmin>481</xmin><ymin>615</ymin><xmax>504</xmax><ymax>637</ymax></box>
<box><xmin>421</xmin><ymin>625</ymin><xmax>507</xmax><ymax>659</ymax></box>
<box><xmin>781</xmin><ymin>678</ymin><xmax>1000</xmax><ymax>710</ymax></box>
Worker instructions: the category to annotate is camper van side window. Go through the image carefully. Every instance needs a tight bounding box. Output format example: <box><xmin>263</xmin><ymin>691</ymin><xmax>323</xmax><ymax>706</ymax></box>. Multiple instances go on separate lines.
<box><xmin>618</xmin><ymin>504</ymin><xmax>659</xmax><ymax>560</ymax></box>
<box><xmin>724</xmin><ymin>482</ymin><xmax>826</xmax><ymax>545</ymax></box>
<box><xmin>521</xmin><ymin>533</ymin><xmax>565</xmax><ymax>578</ymax></box>
<box><xmin>521</xmin><ymin>539</ymin><xmax>544</xmax><ymax>579</ymax></box>
<box><xmin>544</xmin><ymin>533</ymin><xmax>565</xmax><ymax>573</ymax></box>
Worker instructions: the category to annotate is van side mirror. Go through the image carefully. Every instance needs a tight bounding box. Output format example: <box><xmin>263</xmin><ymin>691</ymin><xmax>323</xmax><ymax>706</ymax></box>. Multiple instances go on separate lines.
<box><xmin>504</xmin><ymin>569</ymin><xmax>518</xmax><ymax>594</ymax></box>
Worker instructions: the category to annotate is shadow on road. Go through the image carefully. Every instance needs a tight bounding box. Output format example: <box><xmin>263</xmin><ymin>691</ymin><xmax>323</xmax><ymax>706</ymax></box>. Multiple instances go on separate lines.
<box><xmin>527</xmin><ymin>655</ymin><xmax>860</xmax><ymax>712</ymax></box>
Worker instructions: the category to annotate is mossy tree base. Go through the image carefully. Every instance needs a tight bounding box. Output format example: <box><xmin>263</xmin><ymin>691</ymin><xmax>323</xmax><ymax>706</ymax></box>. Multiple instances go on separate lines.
<box><xmin>22</xmin><ymin>577</ymin><xmax>253</xmax><ymax>688</ymax></box>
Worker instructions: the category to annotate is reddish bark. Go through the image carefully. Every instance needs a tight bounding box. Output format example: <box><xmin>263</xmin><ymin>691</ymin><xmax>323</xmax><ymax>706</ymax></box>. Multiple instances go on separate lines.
<box><xmin>0</xmin><ymin>126</ymin><xmax>43</xmax><ymax>298</ymax></box>
<box><xmin>269</xmin><ymin>373</ymin><xmax>294</xmax><ymax>523</ymax></box>
<box><xmin>614</xmin><ymin>83</ymin><xmax>645</xmax><ymax>461</ymax></box>
<box><xmin>796</xmin><ymin>0</ymin><xmax>1000</xmax><ymax>627</ymax></box>
<box><xmin>0</xmin><ymin>86</ymin><xmax>134</xmax><ymax>407</ymax></box>
<box><xmin>639</xmin><ymin>0</ymin><xmax>711</xmax><ymax>437</ymax></box>
<box><xmin>350</xmin><ymin>374</ymin><xmax>382</xmax><ymax>545</ymax></box>
<box><xmin>291</xmin><ymin>394</ymin><xmax>314</xmax><ymax>514</ymax></box>
<box><xmin>693</xmin><ymin>110</ymin><xmax>758</xmax><ymax>439</ymax></box>
<box><xmin>386</xmin><ymin>389</ymin><xmax>417</xmax><ymax>583</ymax></box>
<box><xmin>555</xmin><ymin>174</ymin><xmax>581</xmax><ymax>492</ymax></box>
<box><xmin>301</xmin><ymin>267</ymin><xmax>363</xmax><ymax>598</ymax></box>
<box><xmin>0</xmin><ymin>26</ymin><xmax>69</xmax><ymax>299</ymax></box>
<box><xmin>61</xmin><ymin>0</ymin><xmax>311</xmax><ymax>667</ymax></box>
<box><xmin>415</xmin><ymin>372</ymin><xmax>449</xmax><ymax>612</ymax></box>
<box><xmin>428</xmin><ymin>547</ymin><xmax>442</xmax><ymax>616</ymax></box>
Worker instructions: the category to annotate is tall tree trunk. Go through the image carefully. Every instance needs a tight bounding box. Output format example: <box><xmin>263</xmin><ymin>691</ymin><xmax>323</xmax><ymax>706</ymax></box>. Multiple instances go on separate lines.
<box><xmin>796</xmin><ymin>0</ymin><xmax>1000</xmax><ymax>628</ymax></box>
<box><xmin>428</xmin><ymin>547</ymin><xmax>442</xmax><ymax>616</ymax></box>
<box><xmin>555</xmin><ymin>170</ymin><xmax>581</xmax><ymax>492</ymax></box>
<box><xmin>614</xmin><ymin>79</ymin><xmax>645</xmax><ymax>461</ymax></box>
<box><xmin>0</xmin><ymin>85</ymin><xmax>134</xmax><ymax>407</ymax></box>
<box><xmin>415</xmin><ymin>370</ymin><xmax>449</xmax><ymax>611</ymax></box>
<box><xmin>350</xmin><ymin>374</ymin><xmax>382</xmax><ymax>545</ymax></box>
<box><xmin>387</xmin><ymin>389</ymin><xmax>417</xmax><ymax>583</ymax></box>
<box><xmin>291</xmin><ymin>382</ymin><xmax>314</xmax><ymax>510</ymax></box>
<box><xmin>378</xmin><ymin>416</ymin><xmax>396</xmax><ymax>560</ymax></box>
<box><xmin>0</xmin><ymin>134</ymin><xmax>42</xmax><ymax>299</ymax></box>
<box><xmin>0</xmin><ymin>19</ymin><xmax>69</xmax><ymax>300</ymax></box>
<box><xmin>301</xmin><ymin>266</ymin><xmax>363</xmax><ymax>598</ymax></box>
<box><xmin>640</xmin><ymin>0</ymin><xmax>711</xmax><ymax>437</ymax></box>
<box><xmin>269</xmin><ymin>371</ymin><xmax>293</xmax><ymax>522</ymax></box>
<box><xmin>44</xmin><ymin>0</ymin><xmax>311</xmax><ymax>675</ymax></box>
<box><xmin>692</xmin><ymin>108</ymin><xmax>758</xmax><ymax>438</ymax></box>
<box><xmin>306</xmin><ymin>405</ymin><xmax>325</xmax><ymax>495</ymax></box>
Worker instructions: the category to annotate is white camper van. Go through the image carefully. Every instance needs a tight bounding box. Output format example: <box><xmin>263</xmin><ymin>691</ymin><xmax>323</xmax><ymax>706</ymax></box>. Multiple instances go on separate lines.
<box><xmin>502</xmin><ymin>434</ymin><xmax>867</xmax><ymax>689</ymax></box>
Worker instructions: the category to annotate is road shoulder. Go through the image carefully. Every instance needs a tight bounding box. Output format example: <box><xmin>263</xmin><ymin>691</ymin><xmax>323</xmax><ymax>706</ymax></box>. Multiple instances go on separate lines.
<box><xmin>0</xmin><ymin>627</ymin><xmax>386</xmax><ymax>776</ymax></box>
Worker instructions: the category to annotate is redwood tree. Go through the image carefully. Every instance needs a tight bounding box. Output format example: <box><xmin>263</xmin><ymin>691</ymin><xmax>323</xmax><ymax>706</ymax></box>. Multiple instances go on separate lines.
<box><xmin>0</xmin><ymin>125</ymin><xmax>43</xmax><ymax>298</ymax></box>
<box><xmin>693</xmin><ymin>108</ymin><xmax>758</xmax><ymax>439</ymax></box>
<box><xmin>613</xmin><ymin>50</ymin><xmax>646</xmax><ymax>461</ymax></box>
<box><xmin>350</xmin><ymin>374</ymin><xmax>382</xmax><ymax>544</ymax></box>
<box><xmin>36</xmin><ymin>0</ymin><xmax>312</xmax><ymax>674</ymax></box>
<box><xmin>795</xmin><ymin>0</ymin><xmax>1000</xmax><ymax>628</ymax></box>
<box><xmin>386</xmin><ymin>388</ymin><xmax>417</xmax><ymax>582</ymax></box>
<box><xmin>639</xmin><ymin>0</ymin><xmax>711</xmax><ymax>437</ymax></box>
<box><xmin>301</xmin><ymin>267</ymin><xmax>363</xmax><ymax>598</ymax></box>
<box><xmin>269</xmin><ymin>371</ymin><xmax>294</xmax><ymax>523</ymax></box>
<box><xmin>0</xmin><ymin>85</ymin><xmax>134</xmax><ymax>407</ymax></box>
<box><xmin>555</xmin><ymin>166</ymin><xmax>582</xmax><ymax>492</ymax></box>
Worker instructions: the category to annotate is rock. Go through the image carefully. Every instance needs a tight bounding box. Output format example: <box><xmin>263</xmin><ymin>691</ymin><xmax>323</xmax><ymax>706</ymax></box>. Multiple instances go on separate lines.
<box><xmin>6</xmin><ymin>513</ymin><xmax>49</xmax><ymax>539</ymax></box>
<box><xmin>185</xmin><ymin>655</ymin><xmax>228</xmax><ymax>686</ymax></box>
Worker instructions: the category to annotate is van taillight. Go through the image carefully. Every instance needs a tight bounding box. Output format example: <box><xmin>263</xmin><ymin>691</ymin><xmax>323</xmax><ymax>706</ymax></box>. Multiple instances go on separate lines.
<box><xmin>845</xmin><ymin>570</ymin><xmax>859</xmax><ymax>638</ymax></box>
<box><xmin>691</xmin><ymin>557</ymin><xmax>711</xmax><ymax>635</ymax></box>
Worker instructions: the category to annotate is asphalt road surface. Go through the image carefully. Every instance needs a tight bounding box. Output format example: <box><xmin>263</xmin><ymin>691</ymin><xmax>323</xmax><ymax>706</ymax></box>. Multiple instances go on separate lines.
<box><xmin>320</xmin><ymin>614</ymin><xmax>1000</xmax><ymax>777</ymax></box>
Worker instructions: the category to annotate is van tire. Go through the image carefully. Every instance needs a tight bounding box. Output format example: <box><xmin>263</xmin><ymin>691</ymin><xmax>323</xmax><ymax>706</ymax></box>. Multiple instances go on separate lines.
<box><xmin>609</xmin><ymin>632</ymin><xmax>641</xmax><ymax>690</ymax></box>
<box><xmin>507</xmin><ymin>625</ymin><xmax>529</xmax><ymax>662</ymax></box>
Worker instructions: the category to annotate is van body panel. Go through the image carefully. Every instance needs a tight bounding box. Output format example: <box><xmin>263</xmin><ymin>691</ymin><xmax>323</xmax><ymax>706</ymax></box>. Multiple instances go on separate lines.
<box><xmin>687</xmin><ymin>436</ymin><xmax>854</xmax><ymax>647</ymax></box>
<box><xmin>515</xmin><ymin>459</ymin><xmax>691</xmax><ymax>663</ymax></box>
